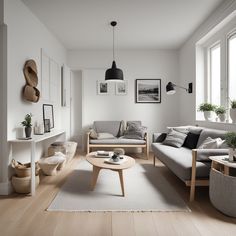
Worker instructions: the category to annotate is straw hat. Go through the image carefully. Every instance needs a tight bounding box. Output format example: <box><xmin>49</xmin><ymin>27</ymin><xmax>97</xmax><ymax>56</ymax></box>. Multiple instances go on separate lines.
<box><xmin>23</xmin><ymin>60</ymin><xmax>38</xmax><ymax>87</ymax></box>
<box><xmin>23</xmin><ymin>85</ymin><xmax>40</xmax><ymax>103</ymax></box>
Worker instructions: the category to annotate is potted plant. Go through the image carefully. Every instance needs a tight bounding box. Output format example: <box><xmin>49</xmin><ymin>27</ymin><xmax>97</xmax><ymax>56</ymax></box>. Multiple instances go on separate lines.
<box><xmin>198</xmin><ymin>103</ymin><xmax>216</xmax><ymax>121</ymax></box>
<box><xmin>225</xmin><ymin>132</ymin><xmax>236</xmax><ymax>162</ymax></box>
<box><xmin>215</xmin><ymin>106</ymin><xmax>226</xmax><ymax>122</ymax></box>
<box><xmin>21</xmin><ymin>113</ymin><xmax>33</xmax><ymax>138</ymax></box>
<box><xmin>230</xmin><ymin>99</ymin><xmax>236</xmax><ymax>123</ymax></box>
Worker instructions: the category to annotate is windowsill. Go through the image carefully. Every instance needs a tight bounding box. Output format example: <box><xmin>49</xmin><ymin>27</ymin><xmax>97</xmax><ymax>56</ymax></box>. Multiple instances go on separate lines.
<box><xmin>196</xmin><ymin>120</ymin><xmax>236</xmax><ymax>126</ymax></box>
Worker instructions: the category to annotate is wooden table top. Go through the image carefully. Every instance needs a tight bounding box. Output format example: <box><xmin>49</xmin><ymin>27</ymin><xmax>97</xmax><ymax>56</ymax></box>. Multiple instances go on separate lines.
<box><xmin>86</xmin><ymin>152</ymin><xmax>135</xmax><ymax>170</ymax></box>
<box><xmin>209</xmin><ymin>155</ymin><xmax>236</xmax><ymax>168</ymax></box>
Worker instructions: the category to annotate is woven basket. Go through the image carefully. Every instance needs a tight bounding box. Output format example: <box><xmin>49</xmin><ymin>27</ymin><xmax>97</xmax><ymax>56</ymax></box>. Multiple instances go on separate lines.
<box><xmin>12</xmin><ymin>175</ymin><xmax>40</xmax><ymax>194</ymax></box>
<box><xmin>12</xmin><ymin>160</ymin><xmax>40</xmax><ymax>177</ymax></box>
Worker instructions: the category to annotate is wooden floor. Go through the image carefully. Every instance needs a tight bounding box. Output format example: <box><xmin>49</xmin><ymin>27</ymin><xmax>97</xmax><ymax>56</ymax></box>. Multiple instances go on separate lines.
<box><xmin>0</xmin><ymin>152</ymin><xmax>236</xmax><ymax>236</ymax></box>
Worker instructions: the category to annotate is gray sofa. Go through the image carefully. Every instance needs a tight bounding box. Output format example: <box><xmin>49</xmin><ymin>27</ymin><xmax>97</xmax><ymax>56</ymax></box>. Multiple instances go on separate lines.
<box><xmin>87</xmin><ymin>121</ymin><xmax>149</xmax><ymax>159</ymax></box>
<box><xmin>152</xmin><ymin>126</ymin><xmax>229</xmax><ymax>201</ymax></box>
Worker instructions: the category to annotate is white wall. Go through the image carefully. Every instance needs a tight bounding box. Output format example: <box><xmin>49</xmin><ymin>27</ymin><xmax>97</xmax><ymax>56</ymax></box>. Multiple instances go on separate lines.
<box><xmin>0</xmin><ymin>0</ymin><xmax>68</xmax><ymax>192</ymax></box>
<box><xmin>70</xmin><ymin>71</ymin><xmax>83</xmax><ymax>148</ymax></box>
<box><xmin>68</xmin><ymin>50</ymin><xmax>181</xmax><ymax>146</ymax></box>
<box><xmin>179</xmin><ymin>0</ymin><xmax>236</xmax><ymax>131</ymax></box>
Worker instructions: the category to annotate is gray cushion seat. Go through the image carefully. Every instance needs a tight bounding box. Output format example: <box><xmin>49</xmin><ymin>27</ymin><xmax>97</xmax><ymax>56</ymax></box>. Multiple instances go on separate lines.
<box><xmin>152</xmin><ymin>143</ymin><xmax>211</xmax><ymax>181</ymax></box>
<box><xmin>90</xmin><ymin>138</ymin><xmax>146</xmax><ymax>145</ymax></box>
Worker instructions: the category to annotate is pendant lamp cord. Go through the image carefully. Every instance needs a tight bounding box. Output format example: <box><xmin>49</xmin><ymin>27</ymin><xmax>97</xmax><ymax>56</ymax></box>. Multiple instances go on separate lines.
<box><xmin>113</xmin><ymin>25</ymin><xmax>115</xmax><ymax>61</ymax></box>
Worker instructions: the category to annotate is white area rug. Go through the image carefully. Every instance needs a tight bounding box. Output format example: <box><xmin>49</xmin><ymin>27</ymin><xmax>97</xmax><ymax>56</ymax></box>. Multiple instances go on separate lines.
<box><xmin>47</xmin><ymin>160</ymin><xmax>190</xmax><ymax>212</ymax></box>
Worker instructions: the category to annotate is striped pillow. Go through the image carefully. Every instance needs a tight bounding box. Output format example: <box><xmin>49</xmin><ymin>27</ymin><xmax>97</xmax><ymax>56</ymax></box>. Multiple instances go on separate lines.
<box><xmin>162</xmin><ymin>130</ymin><xmax>187</xmax><ymax>148</ymax></box>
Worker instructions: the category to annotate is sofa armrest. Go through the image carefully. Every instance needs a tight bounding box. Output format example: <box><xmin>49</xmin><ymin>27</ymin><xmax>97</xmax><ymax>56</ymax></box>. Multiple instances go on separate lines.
<box><xmin>152</xmin><ymin>132</ymin><xmax>167</xmax><ymax>143</ymax></box>
<box><xmin>192</xmin><ymin>149</ymin><xmax>229</xmax><ymax>162</ymax></box>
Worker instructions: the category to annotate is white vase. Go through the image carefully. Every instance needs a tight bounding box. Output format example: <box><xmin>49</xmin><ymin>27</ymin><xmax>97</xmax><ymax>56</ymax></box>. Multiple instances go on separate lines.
<box><xmin>204</xmin><ymin>111</ymin><xmax>212</xmax><ymax>121</ymax></box>
<box><xmin>218</xmin><ymin>113</ymin><xmax>226</xmax><ymax>122</ymax></box>
<box><xmin>230</xmin><ymin>108</ymin><xmax>236</xmax><ymax>123</ymax></box>
<box><xmin>229</xmin><ymin>148</ymin><xmax>236</xmax><ymax>162</ymax></box>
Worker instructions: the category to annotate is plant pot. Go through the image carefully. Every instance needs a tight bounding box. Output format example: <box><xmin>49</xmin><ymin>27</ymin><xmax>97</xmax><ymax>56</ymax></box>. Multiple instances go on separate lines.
<box><xmin>229</xmin><ymin>148</ymin><xmax>236</xmax><ymax>162</ymax></box>
<box><xmin>25</xmin><ymin>127</ymin><xmax>32</xmax><ymax>138</ymax></box>
<box><xmin>230</xmin><ymin>109</ymin><xmax>236</xmax><ymax>123</ymax></box>
<box><xmin>218</xmin><ymin>114</ymin><xmax>226</xmax><ymax>122</ymax></box>
<box><xmin>204</xmin><ymin>111</ymin><xmax>212</xmax><ymax>121</ymax></box>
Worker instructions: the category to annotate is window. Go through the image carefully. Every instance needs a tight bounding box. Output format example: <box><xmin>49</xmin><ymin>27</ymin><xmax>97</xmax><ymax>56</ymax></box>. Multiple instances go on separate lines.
<box><xmin>196</xmin><ymin>14</ymin><xmax>236</xmax><ymax>122</ymax></box>
<box><xmin>228</xmin><ymin>33</ymin><xmax>236</xmax><ymax>101</ymax></box>
<box><xmin>209</xmin><ymin>44</ymin><xmax>221</xmax><ymax>106</ymax></box>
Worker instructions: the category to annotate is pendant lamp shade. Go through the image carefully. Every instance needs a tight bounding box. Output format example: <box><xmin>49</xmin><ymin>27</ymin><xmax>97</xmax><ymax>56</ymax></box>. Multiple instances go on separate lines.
<box><xmin>105</xmin><ymin>21</ymin><xmax>124</xmax><ymax>81</ymax></box>
<box><xmin>105</xmin><ymin>61</ymin><xmax>123</xmax><ymax>81</ymax></box>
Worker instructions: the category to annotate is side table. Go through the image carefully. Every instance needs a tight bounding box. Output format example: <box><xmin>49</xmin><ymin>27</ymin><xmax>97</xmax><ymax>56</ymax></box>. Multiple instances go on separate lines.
<box><xmin>209</xmin><ymin>155</ymin><xmax>236</xmax><ymax>217</ymax></box>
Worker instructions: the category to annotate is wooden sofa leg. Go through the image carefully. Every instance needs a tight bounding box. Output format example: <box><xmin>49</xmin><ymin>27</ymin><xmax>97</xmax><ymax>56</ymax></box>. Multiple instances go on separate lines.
<box><xmin>153</xmin><ymin>155</ymin><xmax>156</xmax><ymax>166</ymax></box>
<box><xmin>190</xmin><ymin>150</ymin><xmax>197</xmax><ymax>201</ymax></box>
<box><xmin>146</xmin><ymin>145</ymin><xmax>149</xmax><ymax>160</ymax></box>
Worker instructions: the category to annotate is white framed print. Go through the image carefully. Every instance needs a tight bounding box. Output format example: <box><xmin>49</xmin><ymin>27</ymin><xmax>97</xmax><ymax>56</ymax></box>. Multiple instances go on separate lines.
<box><xmin>115</xmin><ymin>81</ymin><xmax>128</xmax><ymax>95</ymax></box>
<box><xmin>97</xmin><ymin>81</ymin><xmax>110</xmax><ymax>95</ymax></box>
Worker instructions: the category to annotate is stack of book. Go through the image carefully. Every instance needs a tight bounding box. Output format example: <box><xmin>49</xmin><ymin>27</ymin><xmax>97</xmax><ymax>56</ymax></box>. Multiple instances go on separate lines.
<box><xmin>95</xmin><ymin>151</ymin><xmax>111</xmax><ymax>158</ymax></box>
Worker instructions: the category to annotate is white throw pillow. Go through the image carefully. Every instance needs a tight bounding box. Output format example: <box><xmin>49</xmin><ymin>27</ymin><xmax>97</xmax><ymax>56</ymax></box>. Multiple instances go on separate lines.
<box><xmin>97</xmin><ymin>133</ymin><xmax>115</xmax><ymax>139</ymax></box>
<box><xmin>198</xmin><ymin>137</ymin><xmax>224</xmax><ymax>149</ymax></box>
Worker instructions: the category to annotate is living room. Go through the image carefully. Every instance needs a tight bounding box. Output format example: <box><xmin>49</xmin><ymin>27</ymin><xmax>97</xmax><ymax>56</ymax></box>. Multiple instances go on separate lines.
<box><xmin>1</xmin><ymin>0</ymin><xmax>236</xmax><ymax>235</ymax></box>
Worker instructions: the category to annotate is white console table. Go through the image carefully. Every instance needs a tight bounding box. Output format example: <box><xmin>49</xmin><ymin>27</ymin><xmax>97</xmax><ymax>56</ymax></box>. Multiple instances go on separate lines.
<box><xmin>9</xmin><ymin>130</ymin><xmax>65</xmax><ymax>196</ymax></box>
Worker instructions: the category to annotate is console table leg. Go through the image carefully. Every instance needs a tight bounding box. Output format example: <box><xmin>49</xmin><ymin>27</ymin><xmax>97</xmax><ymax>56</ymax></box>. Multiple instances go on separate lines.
<box><xmin>30</xmin><ymin>141</ymin><xmax>36</xmax><ymax>196</ymax></box>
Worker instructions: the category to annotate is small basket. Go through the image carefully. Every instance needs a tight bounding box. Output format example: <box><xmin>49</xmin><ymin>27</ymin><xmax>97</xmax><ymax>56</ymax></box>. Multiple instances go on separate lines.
<box><xmin>11</xmin><ymin>159</ymin><xmax>40</xmax><ymax>177</ymax></box>
<box><xmin>12</xmin><ymin>175</ymin><xmax>40</xmax><ymax>194</ymax></box>
<box><xmin>38</xmin><ymin>158</ymin><xmax>59</xmax><ymax>176</ymax></box>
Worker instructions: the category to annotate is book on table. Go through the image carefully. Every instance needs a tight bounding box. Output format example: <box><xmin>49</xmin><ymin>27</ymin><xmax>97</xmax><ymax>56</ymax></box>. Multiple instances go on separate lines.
<box><xmin>95</xmin><ymin>151</ymin><xmax>111</xmax><ymax>158</ymax></box>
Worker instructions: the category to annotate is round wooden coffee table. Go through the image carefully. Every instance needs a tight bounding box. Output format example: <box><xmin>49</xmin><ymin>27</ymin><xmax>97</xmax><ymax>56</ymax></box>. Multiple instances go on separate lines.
<box><xmin>86</xmin><ymin>152</ymin><xmax>135</xmax><ymax>196</ymax></box>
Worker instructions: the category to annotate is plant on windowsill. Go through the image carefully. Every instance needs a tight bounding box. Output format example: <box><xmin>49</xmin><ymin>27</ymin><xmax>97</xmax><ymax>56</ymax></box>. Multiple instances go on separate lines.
<box><xmin>198</xmin><ymin>103</ymin><xmax>216</xmax><ymax>121</ymax></box>
<box><xmin>215</xmin><ymin>106</ymin><xmax>226</xmax><ymax>122</ymax></box>
<box><xmin>230</xmin><ymin>100</ymin><xmax>236</xmax><ymax>123</ymax></box>
<box><xmin>225</xmin><ymin>132</ymin><xmax>236</xmax><ymax>162</ymax></box>
<box><xmin>21</xmin><ymin>113</ymin><xmax>33</xmax><ymax>138</ymax></box>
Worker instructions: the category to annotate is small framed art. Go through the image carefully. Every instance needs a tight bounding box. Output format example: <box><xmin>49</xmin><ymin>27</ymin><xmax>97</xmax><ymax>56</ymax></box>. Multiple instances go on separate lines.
<box><xmin>116</xmin><ymin>81</ymin><xmax>128</xmax><ymax>95</ymax></box>
<box><xmin>97</xmin><ymin>81</ymin><xmax>110</xmax><ymax>95</ymax></box>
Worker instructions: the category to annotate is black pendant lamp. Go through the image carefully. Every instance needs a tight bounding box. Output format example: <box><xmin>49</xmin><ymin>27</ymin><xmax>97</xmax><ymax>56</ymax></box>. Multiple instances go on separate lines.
<box><xmin>105</xmin><ymin>21</ymin><xmax>124</xmax><ymax>82</ymax></box>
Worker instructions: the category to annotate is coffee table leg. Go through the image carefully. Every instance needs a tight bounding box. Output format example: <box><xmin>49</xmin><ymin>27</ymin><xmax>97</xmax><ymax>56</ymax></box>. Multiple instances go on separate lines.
<box><xmin>91</xmin><ymin>166</ymin><xmax>101</xmax><ymax>190</ymax></box>
<box><xmin>118</xmin><ymin>170</ymin><xmax>125</xmax><ymax>197</ymax></box>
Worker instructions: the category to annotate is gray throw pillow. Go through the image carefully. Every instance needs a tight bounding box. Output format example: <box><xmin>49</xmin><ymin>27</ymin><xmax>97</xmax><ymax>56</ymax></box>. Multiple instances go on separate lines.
<box><xmin>123</xmin><ymin>122</ymin><xmax>147</xmax><ymax>140</ymax></box>
<box><xmin>162</xmin><ymin>130</ymin><xmax>187</xmax><ymax>148</ymax></box>
<box><xmin>89</xmin><ymin>129</ymin><xmax>98</xmax><ymax>139</ymax></box>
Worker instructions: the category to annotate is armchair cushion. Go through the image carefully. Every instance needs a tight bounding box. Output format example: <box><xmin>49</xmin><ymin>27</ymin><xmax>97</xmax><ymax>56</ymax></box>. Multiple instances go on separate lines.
<box><xmin>97</xmin><ymin>133</ymin><xmax>115</xmax><ymax>139</ymax></box>
<box><xmin>93</xmin><ymin>121</ymin><xmax>121</xmax><ymax>137</ymax></box>
<box><xmin>194</xmin><ymin>148</ymin><xmax>229</xmax><ymax>161</ymax></box>
<box><xmin>123</xmin><ymin>121</ymin><xmax>147</xmax><ymax>140</ymax></box>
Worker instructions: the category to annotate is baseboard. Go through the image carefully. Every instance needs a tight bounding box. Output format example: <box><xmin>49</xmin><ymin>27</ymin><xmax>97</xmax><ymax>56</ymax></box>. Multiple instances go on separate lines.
<box><xmin>0</xmin><ymin>181</ymin><xmax>13</xmax><ymax>195</ymax></box>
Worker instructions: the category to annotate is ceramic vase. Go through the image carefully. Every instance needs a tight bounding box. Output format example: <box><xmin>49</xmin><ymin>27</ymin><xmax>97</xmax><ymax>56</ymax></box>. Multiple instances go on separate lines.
<box><xmin>25</xmin><ymin>127</ymin><xmax>32</xmax><ymax>138</ymax></box>
<box><xmin>204</xmin><ymin>111</ymin><xmax>212</xmax><ymax>121</ymax></box>
<box><xmin>218</xmin><ymin>113</ymin><xmax>226</xmax><ymax>122</ymax></box>
<box><xmin>229</xmin><ymin>148</ymin><xmax>236</xmax><ymax>162</ymax></box>
<box><xmin>230</xmin><ymin>109</ymin><xmax>236</xmax><ymax>123</ymax></box>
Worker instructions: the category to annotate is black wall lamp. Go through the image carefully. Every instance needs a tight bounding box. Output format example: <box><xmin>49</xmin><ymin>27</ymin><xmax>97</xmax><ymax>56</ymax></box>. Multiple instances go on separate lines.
<box><xmin>166</xmin><ymin>82</ymin><xmax>193</xmax><ymax>95</ymax></box>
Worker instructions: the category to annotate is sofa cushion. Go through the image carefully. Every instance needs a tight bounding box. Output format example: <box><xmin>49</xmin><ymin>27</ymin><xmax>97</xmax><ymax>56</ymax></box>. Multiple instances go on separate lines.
<box><xmin>162</xmin><ymin>130</ymin><xmax>187</xmax><ymax>148</ymax></box>
<box><xmin>183</xmin><ymin>132</ymin><xmax>200</xmax><ymax>149</ymax></box>
<box><xmin>97</xmin><ymin>133</ymin><xmax>115</xmax><ymax>139</ymax></box>
<box><xmin>89</xmin><ymin>129</ymin><xmax>98</xmax><ymax>139</ymax></box>
<box><xmin>197</xmin><ymin>128</ymin><xmax>227</xmax><ymax>148</ymax></box>
<box><xmin>198</xmin><ymin>137</ymin><xmax>224</xmax><ymax>149</ymax></box>
<box><xmin>152</xmin><ymin>143</ymin><xmax>211</xmax><ymax>181</ymax></box>
<box><xmin>93</xmin><ymin>121</ymin><xmax>121</xmax><ymax>137</ymax></box>
<box><xmin>90</xmin><ymin>138</ymin><xmax>146</xmax><ymax>145</ymax></box>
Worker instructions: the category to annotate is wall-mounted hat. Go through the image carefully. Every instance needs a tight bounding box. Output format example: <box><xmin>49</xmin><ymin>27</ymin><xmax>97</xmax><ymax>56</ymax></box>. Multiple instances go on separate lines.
<box><xmin>23</xmin><ymin>85</ymin><xmax>40</xmax><ymax>103</ymax></box>
<box><xmin>23</xmin><ymin>60</ymin><xmax>38</xmax><ymax>87</ymax></box>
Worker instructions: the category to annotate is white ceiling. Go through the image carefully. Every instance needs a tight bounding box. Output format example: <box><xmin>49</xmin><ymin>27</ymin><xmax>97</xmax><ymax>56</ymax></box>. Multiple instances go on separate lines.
<box><xmin>22</xmin><ymin>0</ymin><xmax>223</xmax><ymax>50</ymax></box>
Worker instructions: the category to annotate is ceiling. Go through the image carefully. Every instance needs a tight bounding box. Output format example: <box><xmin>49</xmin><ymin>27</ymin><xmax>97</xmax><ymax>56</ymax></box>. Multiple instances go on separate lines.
<box><xmin>22</xmin><ymin>0</ymin><xmax>223</xmax><ymax>50</ymax></box>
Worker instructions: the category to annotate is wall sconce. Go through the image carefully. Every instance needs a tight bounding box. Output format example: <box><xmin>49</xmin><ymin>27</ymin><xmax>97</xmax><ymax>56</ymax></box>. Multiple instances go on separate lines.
<box><xmin>166</xmin><ymin>82</ymin><xmax>193</xmax><ymax>95</ymax></box>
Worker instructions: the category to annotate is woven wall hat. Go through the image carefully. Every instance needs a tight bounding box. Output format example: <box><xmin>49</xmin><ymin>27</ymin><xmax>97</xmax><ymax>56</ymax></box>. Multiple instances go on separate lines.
<box><xmin>23</xmin><ymin>59</ymin><xmax>38</xmax><ymax>87</ymax></box>
<box><xmin>23</xmin><ymin>85</ymin><xmax>40</xmax><ymax>103</ymax></box>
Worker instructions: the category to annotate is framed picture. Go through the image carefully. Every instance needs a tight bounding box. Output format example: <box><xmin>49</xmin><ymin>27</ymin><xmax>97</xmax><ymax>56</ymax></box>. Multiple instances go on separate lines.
<box><xmin>43</xmin><ymin>104</ymin><xmax>54</xmax><ymax>129</ymax></box>
<box><xmin>97</xmin><ymin>81</ymin><xmax>110</xmax><ymax>95</ymax></box>
<box><xmin>135</xmin><ymin>79</ymin><xmax>161</xmax><ymax>103</ymax></box>
<box><xmin>116</xmin><ymin>81</ymin><xmax>128</xmax><ymax>95</ymax></box>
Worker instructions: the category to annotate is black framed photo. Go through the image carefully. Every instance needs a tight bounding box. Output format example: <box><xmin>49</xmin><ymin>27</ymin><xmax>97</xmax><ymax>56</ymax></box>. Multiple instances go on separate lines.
<box><xmin>135</xmin><ymin>79</ymin><xmax>161</xmax><ymax>103</ymax></box>
<box><xmin>43</xmin><ymin>104</ymin><xmax>54</xmax><ymax>129</ymax></box>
